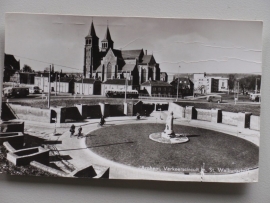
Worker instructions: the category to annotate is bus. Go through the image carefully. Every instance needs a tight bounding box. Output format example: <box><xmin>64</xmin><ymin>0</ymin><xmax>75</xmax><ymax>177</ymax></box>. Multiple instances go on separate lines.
<box><xmin>3</xmin><ymin>87</ymin><xmax>29</xmax><ymax>98</ymax></box>
<box><xmin>105</xmin><ymin>89</ymin><xmax>139</xmax><ymax>99</ymax></box>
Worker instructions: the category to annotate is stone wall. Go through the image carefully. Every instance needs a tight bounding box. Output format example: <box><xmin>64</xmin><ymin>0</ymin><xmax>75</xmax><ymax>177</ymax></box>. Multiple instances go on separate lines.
<box><xmin>196</xmin><ymin>108</ymin><xmax>212</xmax><ymax>122</ymax></box>
<box><xmin>171</xmin><ymin>103</ymin><xmax>260</xmax><ymax>131</ymax></box>
<box><xmin>9</xmin><ymin>104</ymin><xmax>51</xmax><ymax>123</ymax></box>
<box><xmin>222</xmin><ymin>111</ymin><xmax>238</xmax><ymax>126</ymax></box>
<box><xmin>250</xmin><ymin>115</ymin><xmax>260</xmax><ymax>131</ymax></box>
<box><xmin>168</xmin><ymin>102</ymin><xmax>185</xmax><ymax>118</ymax></box>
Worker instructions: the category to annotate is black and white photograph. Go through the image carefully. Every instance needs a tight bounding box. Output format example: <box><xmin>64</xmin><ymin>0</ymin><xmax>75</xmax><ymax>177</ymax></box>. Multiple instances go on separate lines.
<box><xmin>1</xmin><ymin>13</ymin><xmax>262</xmax><ymax>182</ymax></box>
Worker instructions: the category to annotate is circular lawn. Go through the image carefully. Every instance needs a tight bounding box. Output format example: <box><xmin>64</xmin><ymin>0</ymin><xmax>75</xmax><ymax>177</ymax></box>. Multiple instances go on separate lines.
<box><xmin>86</xmin><ymin>123</ymin><xmax>259</xmax><ymax>174</ymax></box>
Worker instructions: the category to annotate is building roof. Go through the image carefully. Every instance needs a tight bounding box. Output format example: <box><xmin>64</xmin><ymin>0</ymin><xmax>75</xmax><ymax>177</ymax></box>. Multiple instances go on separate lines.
<box><xmin>141</xmin><ymin>80</ymin><xmax>172</xmax><ymax>87</ymax></box>
<box><xmin>96</xmin><ymin>64</ymin><xmax>103</xmax><ymax>72</ymax></box>
<box><xmin>103</xmin><ymin>79</ymin><xmax>132</xmax><ymax>85</ymax></box>
<box><xmin>75</xmin><ymin>78</ymin><xmax>101</xmax><ymax>84</ymax></box>
<box><xmin>141</xmin><ymin>55</ymin><xmax>153</xmax><ymax>64</ymax></box>
<box><xmin>101</xmin><ymin>27</ymin><xmax>113</xmax><ymax>42</ymax></box>
<box><xmin>171</xmin><ymin>77</ymin><xmax>194</xmax><ymax>85</ymax></box>
<box><xmin>122</xmin><ymin>64</ymin><xmax>136</xmax><ymax>72</ymax></box>
<box><xmin>121</xmin><ymin>49</ymin><xmax>143</xmax><ymax>59</ymax></box>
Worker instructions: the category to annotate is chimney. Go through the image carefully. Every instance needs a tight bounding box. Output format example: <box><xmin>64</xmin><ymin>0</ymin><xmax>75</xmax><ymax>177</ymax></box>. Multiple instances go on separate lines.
<box><xmin>145</xmin><ymin>50</ymin><xmax>147</xmax><ymax>55</ymax></box>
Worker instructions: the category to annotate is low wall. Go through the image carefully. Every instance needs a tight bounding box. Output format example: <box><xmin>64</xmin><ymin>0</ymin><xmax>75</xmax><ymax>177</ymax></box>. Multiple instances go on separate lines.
<box><xmin>0</xmin><ymin>121</ymin><xmax>24</xmax><ymax>133</ymax></box>
<box><xmin>168</xmin><ymin>103</ymin><xmax>185</xmax><ymax>118</ymax></box>
<box><xmin>7</xmin><ymin>147</ymin><xmax>50</xmax><ymax>166</ymax></box>
<box><xmin>110</xmin><ymin>104</ymin><xmax>125</xmax><ymax>117</ymax></box>
<box><xmin>250</xmin><ymin>115</ymin><xmax>260</xmax><ymax>131</ymax></box>
<box><xmin>171</xmin><ymin>103</ymin><xmax>259</xmax><ymax>131</ymax></box>
<box><xmin>133</xmin><ymin>101</ymin><xmax>143</xmax><ymax>115</ymax></box>
<box><xmin>196</xmin><ymin>108</ymin><xmax>212</xmax><ymax>122</ymax></box>
<box><xmin>75</xmin><ymin>104</ymin><xmax>102</xmax><ymax>119</ymax></box>
<box><xmin>0</xmin><ymin>132</ymin><xmax>24</xmax><ymax>149</ymax></box>
<box><xmin>9</xmin><ymin>104</ymin><xmax>51</xmax><ymax>123</ymax></box>
<box><xmin>30</xmin><ymin>161</ymin><xmax>68</xmax><ymax>177</ymax></box>
<box><xmin>222</xmin><ymin>111</ymin><xmax>238</xmax><ymax>126</ymax></box>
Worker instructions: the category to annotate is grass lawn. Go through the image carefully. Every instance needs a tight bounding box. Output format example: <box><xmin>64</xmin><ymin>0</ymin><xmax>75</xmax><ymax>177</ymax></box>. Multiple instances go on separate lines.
<box><xmin>11</xmin><ymin>98</ymin><xmax>138</xmax><ymax>109</ymax></box>
<box><xmin>86</xmin><ymin>123</ymin><xmax>259</xmax><ymax>174</ymax></box>
<box><xmin>175</xmin><ymin>102</ymin><xmax>260</xmax><ymax>116</ymax></box>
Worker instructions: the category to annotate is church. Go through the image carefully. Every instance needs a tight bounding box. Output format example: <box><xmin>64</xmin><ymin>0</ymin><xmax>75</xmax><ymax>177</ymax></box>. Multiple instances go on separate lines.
<box><xmin>83</xmin><ymin>21</ymin><xmax>162</xmax><ymax>90</ymax></box>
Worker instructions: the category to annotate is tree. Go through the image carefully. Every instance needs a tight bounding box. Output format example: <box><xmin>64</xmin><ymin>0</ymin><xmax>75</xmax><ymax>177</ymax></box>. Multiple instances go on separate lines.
<box><xmin>228</xmin><ymin>74</ymin><xmax>235</xmax><ymax>91</ymax></box>
<box><xmin>22</xmin><ymin>64</ymin><xmax>33</xmax><ymax>73</ymax></box>
<box><xmin>238</xmin><ymin>75</ymin><xmax>261</xmax><ymax>94</ymax></box>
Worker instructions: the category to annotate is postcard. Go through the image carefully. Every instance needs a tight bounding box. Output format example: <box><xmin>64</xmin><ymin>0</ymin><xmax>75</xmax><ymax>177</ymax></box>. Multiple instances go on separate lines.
<box><xmin>1</xmin><ymin>13</ymin><xmax>262</xmax><ymax>182</ymax></box>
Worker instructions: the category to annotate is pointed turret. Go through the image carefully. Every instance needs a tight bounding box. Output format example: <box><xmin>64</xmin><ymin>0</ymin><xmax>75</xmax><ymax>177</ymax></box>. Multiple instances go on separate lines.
<box><xmin>84</xmin><ymin>20</ymin><xmax>100</xmax><ymax>78</ymax></box>
<box><xmin>86</xmin><ymin>21</ymin><xmax>98</xmax><ymax>37</ymax></box>
<box><xmin>101</xmin><ymin>25</ymin><xmax>114</xmax><ymax>52</ymax></box>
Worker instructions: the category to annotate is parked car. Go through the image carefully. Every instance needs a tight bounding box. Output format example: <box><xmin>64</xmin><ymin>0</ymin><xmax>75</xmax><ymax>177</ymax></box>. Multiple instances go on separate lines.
<box><xmin>29</xmin><ymin>86</ymin><xmax>41</xmax><ymax>94</ymax></box>
<box><xmin>206</xmin><ymin>95</ymin><xmax>222</xmax><ymax>103</ymax></box>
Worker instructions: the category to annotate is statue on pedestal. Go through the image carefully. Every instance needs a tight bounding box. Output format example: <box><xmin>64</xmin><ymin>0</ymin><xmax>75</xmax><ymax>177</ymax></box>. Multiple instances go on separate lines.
<box><xmin>162</xmin><ymin>111</ymin><xmax>175</xmax><ymax>138</ymax></box>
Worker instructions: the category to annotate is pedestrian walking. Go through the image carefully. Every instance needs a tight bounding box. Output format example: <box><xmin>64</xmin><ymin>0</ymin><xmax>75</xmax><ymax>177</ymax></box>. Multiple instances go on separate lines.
<box><xmin>77</xmin><ymin>126</ymin><xmax>82</xmax><ymax>139</ymax></box>
<box><xmin>70</xmin><ymin>124</ymin><xmax>75</xmax><ymax>137</ymax></box>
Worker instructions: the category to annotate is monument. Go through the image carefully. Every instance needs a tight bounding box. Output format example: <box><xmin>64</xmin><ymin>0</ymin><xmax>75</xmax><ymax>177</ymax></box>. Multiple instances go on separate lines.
<box><xmin>149</xmin><ymin>111</ymin><xmax>189</xmax><ymax>144</ymax></box>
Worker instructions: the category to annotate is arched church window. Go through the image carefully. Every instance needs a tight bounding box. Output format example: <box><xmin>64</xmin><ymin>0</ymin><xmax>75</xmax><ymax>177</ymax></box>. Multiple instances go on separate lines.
<box><xmin>107</xmin><ymin>63</ymin><xmax>112</xmax><ymax>79</ymax></box>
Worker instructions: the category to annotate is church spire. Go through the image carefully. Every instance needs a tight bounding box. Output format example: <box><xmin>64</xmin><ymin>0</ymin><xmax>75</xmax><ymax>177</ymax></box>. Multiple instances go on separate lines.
<box><xmin>86</xmin><ymin>20</ymin><xmax>97</xmax><ymax>37</ymax></box>
<box><xmin>101</xmin><ymin>22</ymin><xmax>114</xmax><ymax>52</ymax></box>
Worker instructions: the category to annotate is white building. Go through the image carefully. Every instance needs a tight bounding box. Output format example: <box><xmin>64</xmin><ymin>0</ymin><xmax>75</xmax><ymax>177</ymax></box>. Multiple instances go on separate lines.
<box><xmin>193</xmin><ymin>73</ymin><xmax>229</xmax><ymax>94</ymax></box>
<box><xmin>101</xmin><ymin>79</ymin><xmax>132</xmax><ymax>96</ymax></box>
<box><xmin>75</xmin><ymin>78</ymin><xmax>102</xmax><ymax>95</ymax></box>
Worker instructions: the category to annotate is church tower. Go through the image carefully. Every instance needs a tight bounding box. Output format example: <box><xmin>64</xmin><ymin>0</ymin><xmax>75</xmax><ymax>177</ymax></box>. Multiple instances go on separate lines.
<box><xmin>101</xmin><ymin>25</ymin><xmax>114</xmax><ymax>52</ymax></box>
<box><xmin>84</xmin><ymin>21</ymin><xmax>100</xmax><ymax>78</ymax></box>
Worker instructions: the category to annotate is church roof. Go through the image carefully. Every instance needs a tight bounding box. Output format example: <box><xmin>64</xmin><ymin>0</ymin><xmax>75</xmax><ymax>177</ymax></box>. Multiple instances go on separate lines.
<box><xmin>96</xmin><ymin>64</ymin><xmax>103</xmax><ymax>72</ymax></box>
<box><xmin>121</xmin><ymin>49</ymin><xmax>143</xmax><ymax>59</ymax></box>
<box><xmin>141</xmin><ymin>80</ymin><xmax>172</xmax><ymax>87</ymax></box>
<box><xmin>141</xmin><ymin>55</ymin><xmax>153</xmax><ymax>64</ymax></box>
<box><xmin>122</xmin><ymin>64</ymin><xmax>136</xmax><ymax>72</ymax></box>
<box><xmin>86</xmin><ymin>21</ymin><xmax>98</xmax><ymax>38</ymax></box>
<box><xmin>103</xmin><ymin>79</ymin><xmax>132</xmax><ymax>85</ymax></box>
<box><xmin>101</xmin><ymin>27</ymin><xmax>113</xmax><ymax>42</ymax></box>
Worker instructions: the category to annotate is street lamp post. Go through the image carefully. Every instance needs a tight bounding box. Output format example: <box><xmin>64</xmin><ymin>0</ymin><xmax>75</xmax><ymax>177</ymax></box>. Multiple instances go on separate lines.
<box><xmin>48</xmin><ymin>65</ymin><xmax>51</xmax><ymax>108</ymax></box>
<box><xmin>55</xmin><ymin>73</ymin><xmax>57</xmax><ymax>96</ymax></box>
<box><xmin>176</xmin><ymin>65</ymin><xmax>181</xmax><ymax>102</ymax></box>
<box><xmin>255</xmin><ymin>78</ymin><xmax>260</xmax><ymax>94</ymax></box>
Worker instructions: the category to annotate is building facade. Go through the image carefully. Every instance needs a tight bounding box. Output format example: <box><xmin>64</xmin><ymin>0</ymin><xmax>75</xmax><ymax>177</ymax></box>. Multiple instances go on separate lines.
<box><xmin>140</xmin><ymin>80</ymin><xmax>173</xmax><ymax>97</ymax></box>
<box><xmin>83</xmin><ymin>21</ymin><xmax>162</xmax><ymax>90</ymax></box>
<box><xmin>170</xmin><ymin>77</ymin><xmax>194</xmax><ymax>97</ymax></box>
<box><xmin>101</xmin><ymin>79</ymin><xmax>133</xmax><ymax>96</ymax></box>
<box><xmin>75</xmin><ymin>78</ymin><xmax>102</xmax><ymax>95</ymax></box>
<box><xmin>193</xmin><ymin>73</ymin><xmax>229</xmax><ymax>94</ymax></box>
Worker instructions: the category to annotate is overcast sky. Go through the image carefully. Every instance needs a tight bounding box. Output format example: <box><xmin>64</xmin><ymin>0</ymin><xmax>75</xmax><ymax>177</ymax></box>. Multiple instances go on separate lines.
<box><xmin>5</xmin><ymin>13</ymin><xmax>262</xmax><ymax>75</ymax></box>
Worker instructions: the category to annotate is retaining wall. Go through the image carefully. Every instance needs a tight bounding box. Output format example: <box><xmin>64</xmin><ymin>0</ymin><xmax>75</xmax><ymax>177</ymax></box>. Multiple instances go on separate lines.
<box><xmin>171</xmin><ymin>103</ymin><xmax>260</xmax><ymax>131</ymax></box>
<box><xmin>196</xmin><ymin>108</ymin><xmax>212</xmax><ymax>122</ymax></box>
<box><xmin>168</xmin><ymin>102</ymin><xmax>185</xmax><ymax>118</ymax></box>
<box><xmin>250</xmin><ymin>115</ymin><xmax>260</xmax><ymax>131</ymax></box>
<box><xmin>221</xmin><ymin>111</ymin><xmax>238</xmax><ymax>126</ymax></box>
<box><xmin>9</xmin><ymin>104</ymin><xmax>51</xmax><ymax>123</ymax></box>
<box><xmin>0</xmin><ymin>132</ymin><xmax>24</xmax><ymax>149</ymax></box>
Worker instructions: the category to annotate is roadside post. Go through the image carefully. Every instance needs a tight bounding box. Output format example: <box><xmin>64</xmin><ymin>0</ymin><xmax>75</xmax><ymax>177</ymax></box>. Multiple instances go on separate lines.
<box><xmin>52</xmin><ymin>117</ymin><xmax>57</xmax><ymax>135</ymax></box>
